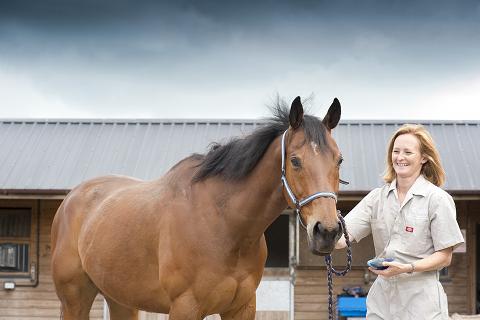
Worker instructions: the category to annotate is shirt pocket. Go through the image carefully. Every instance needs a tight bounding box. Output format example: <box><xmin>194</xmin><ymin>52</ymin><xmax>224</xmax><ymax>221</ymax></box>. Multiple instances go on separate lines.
<box><xmin>401</xmin><ymin>217</ymin><xmax>430</xmax><ymax>256</ymax></box>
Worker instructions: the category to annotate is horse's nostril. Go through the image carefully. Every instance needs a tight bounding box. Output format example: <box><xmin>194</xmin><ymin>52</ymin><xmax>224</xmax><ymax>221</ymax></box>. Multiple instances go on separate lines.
<box><xmin>313</xmin><ymin>221</ymin><xmax>324</xmax><ymax>236</ymax></box>
<box><xmin>313</xmin><ymin>221</ymin><xmax>341</xmax><ymax>242</ymax></box>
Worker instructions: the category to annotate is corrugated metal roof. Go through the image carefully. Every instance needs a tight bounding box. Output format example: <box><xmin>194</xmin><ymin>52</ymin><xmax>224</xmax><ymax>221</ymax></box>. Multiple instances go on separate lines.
<box><xmin>0</xmin><ymin>119</ymin><xmax>479</xmax><ymax>194</ymax></box>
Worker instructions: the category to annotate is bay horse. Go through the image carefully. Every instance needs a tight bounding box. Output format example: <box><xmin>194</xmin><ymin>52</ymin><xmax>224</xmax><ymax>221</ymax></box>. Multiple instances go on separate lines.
<box><xmin>51</xmin><ymin>96</ymin><xmax>344</xmax><ymax>320</ymax></box>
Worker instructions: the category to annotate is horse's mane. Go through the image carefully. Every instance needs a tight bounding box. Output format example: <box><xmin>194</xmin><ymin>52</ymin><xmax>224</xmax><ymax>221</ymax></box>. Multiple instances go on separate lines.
<box><xmin>192</xmin><ymin>100</ymin><xmax>330</xmax><ymax>182</ymax></box>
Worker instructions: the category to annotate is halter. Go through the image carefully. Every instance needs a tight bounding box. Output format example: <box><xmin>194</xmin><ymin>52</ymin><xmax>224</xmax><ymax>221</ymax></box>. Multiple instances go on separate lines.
<box><xmin>281</xmin><ymin>129</ymin><xmax>338</xmax><ymax>229</ymax></box>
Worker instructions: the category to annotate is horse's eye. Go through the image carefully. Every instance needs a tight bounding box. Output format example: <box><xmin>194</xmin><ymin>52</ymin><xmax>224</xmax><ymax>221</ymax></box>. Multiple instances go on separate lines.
<box><xmin>290</xmin><ymin>157</ymin><xmax>302</xmax><ymax>168</ymax></box>
<box><xmin>338</xmin><ymin>157</ymin><xmax>343</xmax><ymax>167</ymax></box>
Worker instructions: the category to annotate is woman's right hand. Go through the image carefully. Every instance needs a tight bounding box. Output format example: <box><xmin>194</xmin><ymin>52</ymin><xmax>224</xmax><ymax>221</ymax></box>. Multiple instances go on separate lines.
<box><xmin>335</xmin><ymin>234</ymin><xmax>347</xmax><ymax>249</ymax></box>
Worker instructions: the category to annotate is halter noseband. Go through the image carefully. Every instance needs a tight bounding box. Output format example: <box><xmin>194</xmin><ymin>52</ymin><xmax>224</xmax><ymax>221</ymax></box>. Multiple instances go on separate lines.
<box><xmin>281</xmin><ymin>129</ymin><xmax>337</xmax><ymax>229</ymax></box>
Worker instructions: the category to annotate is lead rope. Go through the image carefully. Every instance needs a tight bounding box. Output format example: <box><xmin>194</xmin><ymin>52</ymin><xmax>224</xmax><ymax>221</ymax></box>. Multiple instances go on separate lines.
<box><xmin>324</xmin><ymin>212</ymin><xmax>352</xmax><ymax>320</ymax></box>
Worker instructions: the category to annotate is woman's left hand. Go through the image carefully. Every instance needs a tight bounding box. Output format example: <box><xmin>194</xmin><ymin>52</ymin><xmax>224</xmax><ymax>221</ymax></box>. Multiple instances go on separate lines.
<box><xmin>368</xmin><ymin>261</ymin><xmax>411</xmax><ymax>277</ymax></box>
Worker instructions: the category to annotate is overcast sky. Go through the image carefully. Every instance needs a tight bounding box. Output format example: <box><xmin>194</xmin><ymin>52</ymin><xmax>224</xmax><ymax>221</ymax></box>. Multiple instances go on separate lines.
<box><xmin>1</xmin><ymin>0</ymin><xmax>480</xmax><ymax>120</ymax></box>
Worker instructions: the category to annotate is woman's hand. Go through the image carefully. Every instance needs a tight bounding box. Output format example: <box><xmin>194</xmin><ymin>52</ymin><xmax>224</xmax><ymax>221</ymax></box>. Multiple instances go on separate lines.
<box><xmin>368</xmin><ymin>247</ymin><xmax>454</xmax><ymax>277</ymax></box>
<box><xmin>368</xmin><ymin>261</ymin><xmax>412</xmax><ymax>277</ymax></box>
<box><xmin>334</xmin><ymin>233</ymin><xmax>354</xmax><ymax>249</ymax></box>
<box><xmin>335</xmin><ymin>235</ymin><xmax>347</xmax><ymax>249</ymax></box>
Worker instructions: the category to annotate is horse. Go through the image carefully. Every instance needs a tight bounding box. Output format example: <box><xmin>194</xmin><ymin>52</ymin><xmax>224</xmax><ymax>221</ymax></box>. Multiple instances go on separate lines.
<box><xmin>50</xmin><ymin>96</ymin><xmax>345</xmax><ymax>320</ymax></box>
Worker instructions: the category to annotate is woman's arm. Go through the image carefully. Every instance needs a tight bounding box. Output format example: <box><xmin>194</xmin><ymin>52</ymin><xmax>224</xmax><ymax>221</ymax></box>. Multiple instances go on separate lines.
<box><xmin>371</xmin><ymin>247</ymin><xmax>453</xmax><ymax>277</ymax></box>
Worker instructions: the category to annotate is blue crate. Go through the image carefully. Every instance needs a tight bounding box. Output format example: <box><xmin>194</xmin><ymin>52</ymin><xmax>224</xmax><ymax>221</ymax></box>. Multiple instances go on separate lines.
<box><xmin>337</xmin><ymin>296</ymin><xmax>367</xmax><ymax>317</ymax></box>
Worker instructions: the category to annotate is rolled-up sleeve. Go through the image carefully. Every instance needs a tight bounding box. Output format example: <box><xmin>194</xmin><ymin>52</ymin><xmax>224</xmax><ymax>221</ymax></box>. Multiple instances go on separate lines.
<box><xmin>345</xmin><ymin>188</ymin><xmax>380</xmax><ymax>242</ymax></box>
<box><xmin>429</xmin><ymin>191</ymin><xmax>464</xmax><ymax>251</ymax></box>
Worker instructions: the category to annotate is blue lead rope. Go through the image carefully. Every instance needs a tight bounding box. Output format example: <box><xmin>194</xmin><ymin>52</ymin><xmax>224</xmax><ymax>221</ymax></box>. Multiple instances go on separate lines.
<box><xmin>325</xmin><ymin>213</ymin><xmax>352</xmax><ymax>320</ymax></box>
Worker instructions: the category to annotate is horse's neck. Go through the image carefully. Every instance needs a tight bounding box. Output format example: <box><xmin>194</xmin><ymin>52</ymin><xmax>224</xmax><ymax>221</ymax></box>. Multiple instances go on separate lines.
<box><xmin>215</xmin><ymin>135</ymin><xmax>287</xmax><ymax>243</ymax></box>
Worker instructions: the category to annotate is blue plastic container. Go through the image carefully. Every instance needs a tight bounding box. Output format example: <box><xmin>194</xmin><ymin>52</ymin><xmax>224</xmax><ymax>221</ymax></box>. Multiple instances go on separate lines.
<box><xmin>337</xmin><ymin>296</ymin><xmax>367</xmax><ymax>317</ymax></box>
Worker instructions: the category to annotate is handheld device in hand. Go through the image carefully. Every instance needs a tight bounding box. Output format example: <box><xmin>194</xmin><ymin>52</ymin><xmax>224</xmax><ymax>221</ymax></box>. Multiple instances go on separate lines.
<box><xmin>367</xmin><ymin>257</ymin><xmax>394</xmax><ymax>270</ymax></box>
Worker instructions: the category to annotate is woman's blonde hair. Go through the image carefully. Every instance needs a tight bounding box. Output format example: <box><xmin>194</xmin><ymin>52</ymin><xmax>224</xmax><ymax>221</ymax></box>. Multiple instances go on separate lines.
<box><xmin>383</xmin><ymin>124</ymin><xmax>445</xmax><ymax>187</ymax></box>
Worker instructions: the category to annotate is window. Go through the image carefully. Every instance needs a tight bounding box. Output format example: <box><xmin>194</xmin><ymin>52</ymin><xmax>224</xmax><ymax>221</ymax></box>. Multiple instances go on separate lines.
<box><xmin>0</xmin><ymin>204</ymin><xmax>38</xmax><ymax>284</ymax></box>
<box><xmin>0</xmin><ymin>243</ymin><xmax>29</xmax><ymax>272</ymax></box>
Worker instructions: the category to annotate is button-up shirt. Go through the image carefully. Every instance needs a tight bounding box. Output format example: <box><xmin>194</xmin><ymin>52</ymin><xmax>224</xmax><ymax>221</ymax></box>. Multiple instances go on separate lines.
<box><xmin>345</xmin><ymin>175</ymin><xmax>464</xmax><ymax>264</ymax></box>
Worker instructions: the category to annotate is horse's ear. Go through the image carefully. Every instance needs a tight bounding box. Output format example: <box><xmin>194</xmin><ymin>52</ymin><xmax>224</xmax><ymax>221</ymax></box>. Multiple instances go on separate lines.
<box><xmin>322</xmin><ymin>98</ymin><xmax>341</xmax><ymax>131</ymax></box>
<box><xmin>289</xmin><ymin>96</ymin><xmax>304</xmax><ymax>130</ymax></box>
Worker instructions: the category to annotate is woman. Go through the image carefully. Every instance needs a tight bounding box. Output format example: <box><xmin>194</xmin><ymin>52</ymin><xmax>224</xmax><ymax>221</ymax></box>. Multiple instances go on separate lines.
<box><xmin>336</xmin><ymin>124</ymin><xmax>464</xmax><ymax>319</ymax></box>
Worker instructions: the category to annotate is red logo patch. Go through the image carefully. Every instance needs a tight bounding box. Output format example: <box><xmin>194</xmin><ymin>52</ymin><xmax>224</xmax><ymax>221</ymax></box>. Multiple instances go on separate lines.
<box><xmin>405</xmin><ymin>226</ymin><xmax>414</xmax><ymax>233</ymax></box>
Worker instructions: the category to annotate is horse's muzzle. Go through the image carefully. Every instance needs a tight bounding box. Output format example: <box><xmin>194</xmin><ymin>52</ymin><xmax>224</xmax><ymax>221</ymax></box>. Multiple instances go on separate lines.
<box><xmin>308</xmin><ymin>221</ymin><xmax>343</xmax><ymax>256</ymax></box>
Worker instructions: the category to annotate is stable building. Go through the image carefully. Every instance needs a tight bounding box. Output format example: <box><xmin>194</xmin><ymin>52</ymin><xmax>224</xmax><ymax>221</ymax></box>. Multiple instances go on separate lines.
<box><xmin>0</xmin><ymin>118</ymin><xmax>479</xmax><ymax>320</ymax></box>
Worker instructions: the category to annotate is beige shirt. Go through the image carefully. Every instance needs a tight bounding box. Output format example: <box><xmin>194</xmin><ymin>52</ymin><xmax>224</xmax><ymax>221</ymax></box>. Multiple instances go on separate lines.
<box><xmin>345</xmin><ymin>175</ymin><xmax>464</xmax><ymax>264</ymax></box>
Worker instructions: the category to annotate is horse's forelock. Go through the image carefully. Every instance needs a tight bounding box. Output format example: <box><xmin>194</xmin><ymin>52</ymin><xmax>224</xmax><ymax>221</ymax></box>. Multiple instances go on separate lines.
<box><xmin>302</xmin><ymin>115</ymin><xmax>330</xmax><ymax>152</ymax></box>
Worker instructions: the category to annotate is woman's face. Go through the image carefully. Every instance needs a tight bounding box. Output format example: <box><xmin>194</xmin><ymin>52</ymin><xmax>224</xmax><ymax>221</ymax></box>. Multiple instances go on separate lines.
<box><xmin>392</xmin><ymin>133</ymin><xmax>426</xmax><ymax>180</ymax></box>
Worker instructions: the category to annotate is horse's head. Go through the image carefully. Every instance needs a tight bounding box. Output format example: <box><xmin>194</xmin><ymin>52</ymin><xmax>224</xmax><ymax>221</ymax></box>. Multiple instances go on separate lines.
<box><xmin>282</xmin><ymin>96</ymin><xmax>343</xmax><ymax>255</ymax></box>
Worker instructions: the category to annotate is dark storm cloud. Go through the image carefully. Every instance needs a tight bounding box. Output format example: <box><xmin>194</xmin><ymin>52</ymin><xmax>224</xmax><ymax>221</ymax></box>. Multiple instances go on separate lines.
<box><xmin>2</xmin><ymin>0</ymin><xmax>479</xmax><ymax>27</ymax></box>
<box><xmin>2</xmin><ymin>0</ymin><xmax>479</xmax><ymax>77</ymax></box>
<box><xmin>1</xmin><ymin>0</ymin><xmax>480</xmax><ymax>118</ymax></box>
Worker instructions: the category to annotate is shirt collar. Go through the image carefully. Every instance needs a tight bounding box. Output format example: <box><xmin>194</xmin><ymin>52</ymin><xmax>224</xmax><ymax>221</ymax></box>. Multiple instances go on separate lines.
<box><xmin>388</xmin><ymin>179</ymin><xmax>397</xmax><ymax>194</ymax></box>
<box><xmin>409</xmin><ymin>175</ymin><xmax>429</xmax><ymax>197</ymax></box>
<box><xmin>388</xmin><ymin>175</ymin><xmax>429</xmax><ymax>197</ymax></box>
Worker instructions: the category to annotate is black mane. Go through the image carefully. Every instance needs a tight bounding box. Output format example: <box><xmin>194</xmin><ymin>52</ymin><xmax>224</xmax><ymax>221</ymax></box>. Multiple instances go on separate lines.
<box><xmin>193</xmin><ymin>101</ymin><xmax>330</xmax><ymax>182</ymax></box>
